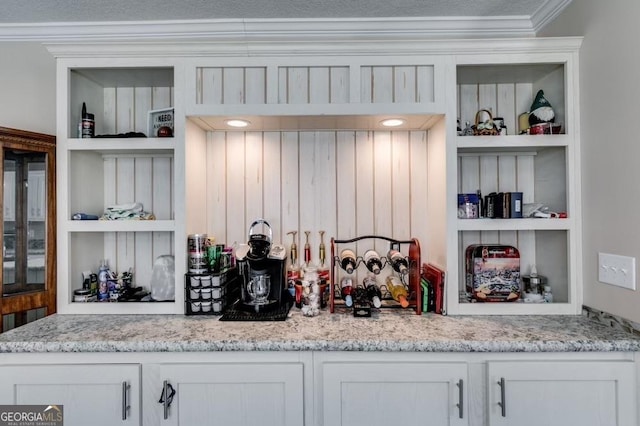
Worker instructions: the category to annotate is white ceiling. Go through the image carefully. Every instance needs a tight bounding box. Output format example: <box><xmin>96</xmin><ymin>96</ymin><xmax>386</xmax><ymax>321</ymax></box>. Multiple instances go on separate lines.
<box><xmin>0</xmin><ymin>0</ymin><xmax>571</xmax><ymax>41</ymax></box>
<box><xmin>2</xmin><ymin>0</ymin><xmax>557</xmax><ymax>23</ymax></box>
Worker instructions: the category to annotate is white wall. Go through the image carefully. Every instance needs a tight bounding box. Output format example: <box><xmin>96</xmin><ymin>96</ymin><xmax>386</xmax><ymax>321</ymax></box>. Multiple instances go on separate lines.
<box><xmin>0</xmin><ymin>43</ymin><xmax>56</xmax><ymax>135</ymax></box>
<box><xmin>540</xmin><ymin>1</ymin><xmax>640</xmax><ymax>322</ymax></box>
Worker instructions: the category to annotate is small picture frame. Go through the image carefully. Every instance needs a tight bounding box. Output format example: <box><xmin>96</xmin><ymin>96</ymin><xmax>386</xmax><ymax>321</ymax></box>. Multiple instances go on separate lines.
<box><xmin>147</xmin><ymin>107</ymin><xmax>174</xmax><ymax>137</ymax></box>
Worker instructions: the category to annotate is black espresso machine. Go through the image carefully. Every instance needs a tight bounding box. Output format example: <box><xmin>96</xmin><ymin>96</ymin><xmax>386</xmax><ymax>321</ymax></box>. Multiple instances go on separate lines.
<box><xmin>234</xmin><ymin>219</ymin><xmax>289</xmax><ymax>314</ymax></box>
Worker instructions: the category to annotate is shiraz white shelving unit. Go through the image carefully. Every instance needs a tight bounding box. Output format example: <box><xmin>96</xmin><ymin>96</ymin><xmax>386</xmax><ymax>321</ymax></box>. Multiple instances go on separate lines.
<box><xmin>448</xmin><ymin>47</ymin><xmax>582</xmax><ymax>315</ymax></box>
<box><xmin>56</xmin><ymin>59</ymin><xmax>186</xmax><ymax>314</ymax></box>
<box><xmin>51</xmin><ymin>37</ymin><xmax>582</xmax><ymax>315</ymax></box>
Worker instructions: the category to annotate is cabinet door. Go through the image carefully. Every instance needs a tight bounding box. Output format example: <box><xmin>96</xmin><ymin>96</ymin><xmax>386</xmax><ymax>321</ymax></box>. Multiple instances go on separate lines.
<box><xmin>0</xmin><ymin>364</ymin><xmax>141</xmax><ymax>425</ymax></box>
<box><xmin>153</xmin><ymin>362</ymin><xmax>304</xmax><ymax>426</ymax></box>
<box><xmin>487</xmin><ymin>361</ymin><xmax>636</xmax><ymax>426</ymax></box>
<box><xmin>321</xmin><ymin>361</ymin><xmax>468</xmax><ymax>426</ymax></box>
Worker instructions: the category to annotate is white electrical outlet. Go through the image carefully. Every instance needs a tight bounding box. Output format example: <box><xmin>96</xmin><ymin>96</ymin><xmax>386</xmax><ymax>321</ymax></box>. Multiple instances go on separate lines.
<box><xmin>598</xmin><ymin>253</ymin><xmax>636</xmax><ymax>290</ymax></box>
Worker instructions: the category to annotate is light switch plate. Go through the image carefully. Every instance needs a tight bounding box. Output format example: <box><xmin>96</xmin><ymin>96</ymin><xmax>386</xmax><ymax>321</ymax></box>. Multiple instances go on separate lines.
<box><xmin>598</xmin><ymin>253</ymin><xmax>636</xmax><ymax>290</ymax></box>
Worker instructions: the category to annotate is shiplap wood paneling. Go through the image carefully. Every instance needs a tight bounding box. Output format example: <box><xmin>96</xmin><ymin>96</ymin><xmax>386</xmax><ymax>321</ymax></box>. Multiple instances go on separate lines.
<box><xmin>197</xmin><ymin>65</ymin><xmax>436</xmax><ymax>106</ymax></box>
<box><xmin>277</xmin><ymin>67</ymin><xmax>350</xmax><ymax>104</ymax></box>
<box><xmin>100</xmin><ymin>155</ymin><xmax>174</xmax><ymax>284</ymax></box>
<box><xmin>361</xmin><ymin>66</ymin><xmax>435</xmax><ymax>103</ymax></box>
<box><xmin>196</xmin><ymin>67</ymin><xmax>268</xmax><ymax>105</ymax></box>
<box><xmin>102</xmin><ymin>86</ymin><xmax>172</xmax><ymax>136</ymax></box>
<box><xmin>203</xmin><ymin>130</ymin><xmax>430</xmax><ymax>281</ymax></box>
<box><xmin>457</xmin><ymin>83</ymin><xmax>533</xmax><ymax>136</ymax></box>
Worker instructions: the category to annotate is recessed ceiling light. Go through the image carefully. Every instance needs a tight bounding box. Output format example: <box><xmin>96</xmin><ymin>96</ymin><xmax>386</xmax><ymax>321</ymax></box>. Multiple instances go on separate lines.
<box><xmin>225</xmin><ymin>119</ymin><xmax>250</xmax><ymax>128</ymax></box>
<box><xmin>380</xmin><ymin>118</ymin><xmax>406</xmax><ymax>127</ymax></box>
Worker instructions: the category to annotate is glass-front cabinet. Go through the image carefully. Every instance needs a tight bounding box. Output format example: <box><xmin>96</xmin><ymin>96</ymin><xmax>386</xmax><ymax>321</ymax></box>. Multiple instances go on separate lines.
<box><xmin>0</xmin><ymin>127</ymin><xmax>55</xmax><ymax>332</ymax></box>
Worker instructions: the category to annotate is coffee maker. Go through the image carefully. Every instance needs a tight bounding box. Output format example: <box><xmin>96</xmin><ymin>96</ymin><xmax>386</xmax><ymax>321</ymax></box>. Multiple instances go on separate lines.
<box><xmin>235</xmin><ymin>219</ymin><xmax>288</xmax><ymax>313</ymax></box>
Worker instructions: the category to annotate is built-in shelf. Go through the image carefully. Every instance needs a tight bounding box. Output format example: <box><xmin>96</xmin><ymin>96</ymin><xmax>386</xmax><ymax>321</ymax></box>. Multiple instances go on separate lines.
<box><xmin>65</xmin><ymin>220</ymin><xmax>176</xmax><ymax>233</ymax></box>
<box><xmin>456</xmin><ymin>134</ymin><xmax>569</xmax><ymax>150</ymax></box>
<box><xmin>457</xmin><ymin>218</ymin><xmax>572</xmax><ymax>231</ymax></box>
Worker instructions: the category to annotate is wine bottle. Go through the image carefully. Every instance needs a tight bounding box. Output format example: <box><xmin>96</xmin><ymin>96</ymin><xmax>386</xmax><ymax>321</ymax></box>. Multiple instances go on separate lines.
<box><xmin>387</xmin><ymin>249</ymin><xmax>408</xmax><ymax>274</ymax></box>
<box><xmin>363</xmin><ymin>274</ymin><xmax>382</xmax><ymax>308</ymax></box>
<box><xmin>340</xmin><ymin>277</ymin><xmax>354</xmax><ymax>307</ymax></box>
<box><xmin>385</xmin><ymin>276</ymin><xmax>409</xmax><ymax>308</ymax></box>
<box><xmin>339</xmin><ymin>249</ymin><xmax>357</xmax><ymax>274</ymax></box>
<box><xmin>363</xmin><ymin>249</ymin><xmax>382</xmax><ymax>275</ymax></box>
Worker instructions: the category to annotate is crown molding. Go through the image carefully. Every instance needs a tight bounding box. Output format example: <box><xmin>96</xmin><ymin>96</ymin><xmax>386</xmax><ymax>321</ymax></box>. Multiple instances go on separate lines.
<box><xmin>43</xmin><ymin>36</ymin><xmax>583</xmax><ymax>59</ymax></box>
<box><xmin>531</xmin><ymin>0</ymin><xmax>573</xmax><ymax>33</ymax></box>
<box><xmin>0</xmin><ymin>16</ymin><xmax>540</xmax><ymax>43</ymax></box>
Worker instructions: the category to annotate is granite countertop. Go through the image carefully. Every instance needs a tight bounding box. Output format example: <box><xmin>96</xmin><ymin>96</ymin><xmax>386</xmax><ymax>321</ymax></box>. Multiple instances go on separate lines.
<box><xmin>1</xmin><ymin>309</ymin><xmax>640</xmax><ymax>353</ymax></box>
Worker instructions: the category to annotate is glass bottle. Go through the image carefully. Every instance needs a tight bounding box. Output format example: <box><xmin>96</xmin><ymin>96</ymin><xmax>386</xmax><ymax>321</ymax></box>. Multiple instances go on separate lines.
<box><xmin>543</xmin><ymin>285</ymin><xmax>553</xmax><ymax>303</ymax></box>
<box><xmin>363</xmin><ymin>274</ymin><xmax>382</xmax><ymax>308</ymax></box>
<box><xmin>340</xmin><ymin>277</ymin><xmax>354</xmax><ymax>307</ymax></box>
<box><xmin>363</xmin><ymin>249</ymin><xmax>383</xmax><ymax>275</ymax></box>
<box><xmin>387</xmin><ymin>249</ymin><xmax>408</xmax><ymax>274</ymax></box>
<box><xmin>385</xmin><ymin>276</ymin><xmax>409</xmax><ymax>308</ymax></box>
<box><xmin>339</xmin><ymin>249</ymin><xmax>357</xmax><ymax>274</ymax></box>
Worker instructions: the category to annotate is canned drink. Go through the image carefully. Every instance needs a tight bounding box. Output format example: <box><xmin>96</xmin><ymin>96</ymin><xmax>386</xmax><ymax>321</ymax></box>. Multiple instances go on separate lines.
<box><xmin>207</xmin><ymin>244</ymin><xmax>223</xmax><ymax>272</ymax></box>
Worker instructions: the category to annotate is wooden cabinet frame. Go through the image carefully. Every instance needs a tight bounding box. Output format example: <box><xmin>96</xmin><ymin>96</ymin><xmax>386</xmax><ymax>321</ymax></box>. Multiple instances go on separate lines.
<box><xmin>0</xmin><ymin>127</ymin><xmax>56</xmax><ymax>330</ymax></box>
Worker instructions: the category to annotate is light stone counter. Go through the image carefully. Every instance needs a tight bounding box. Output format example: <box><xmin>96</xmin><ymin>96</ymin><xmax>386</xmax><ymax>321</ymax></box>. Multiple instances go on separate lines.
<box><xmin>1</xmin><ymin>309</ymin><xmax>640</xmax><ymax>353</ymax></box>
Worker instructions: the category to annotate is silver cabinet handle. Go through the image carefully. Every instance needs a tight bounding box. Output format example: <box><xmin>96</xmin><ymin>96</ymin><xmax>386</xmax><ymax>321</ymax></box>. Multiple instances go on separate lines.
<box><xmin>159</xmin><ymin>380</ymin><xmax>175</xmax><ymax>420</ymax></box>
<box><xmin>456</xmin><ymin>379</ymin><xmax>464</xmax><ymax>419</ymax></box>
<box><xmin>163</xmin><ymin>380</ymin><xmax>169</xmax><ymax>420</ymax></box>
<box><xmin>121</xmin><ymin>381</ymin><xmax>130</xmax><ymax>420</ymax></box>
<box><xmin>497</xmin><ymin>377</ymin><xmax>506</xmax><ymax>417</ymax></box>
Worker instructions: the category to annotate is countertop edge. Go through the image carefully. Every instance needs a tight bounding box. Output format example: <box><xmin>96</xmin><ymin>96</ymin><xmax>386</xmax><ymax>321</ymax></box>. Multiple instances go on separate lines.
<box><xmin>2</xmin><ymin>339</ymin><xmax>640</xmax><ymax>354</ymax></box>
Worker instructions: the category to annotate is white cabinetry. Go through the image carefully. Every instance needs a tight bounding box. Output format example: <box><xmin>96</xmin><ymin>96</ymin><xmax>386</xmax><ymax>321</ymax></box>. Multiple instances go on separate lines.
<box><xmin>55</xmin><ymin>58</ymin><xmax>185</xmax><ymax>314</ymax></box>
<box><xmin>316</xmin><ymin>353</ymin><xmax>467</xmax><ymax>426</ymax></box>
<box><xmin>447</xmin><ymin>40</ymin><xmax>583</xmax><ymax>315</ymax></box>
<box><xmin>0</xmin><ymin>363</ymin><xmax>141</xmax><ymax>425</ymax></box>
<box><xmin>145</xmin><ymin>361</ymin><xmax>305</xmax><ymax>426</ymax></box>
<box><xmin>0</xmin><ymin>351</ymin><xmax>634</xmax><ymax>426</ymax></box>
<box><xmin>487</xmin><ymin>360</ymin><xmax>636</xmax><ymax>426</ymax></box>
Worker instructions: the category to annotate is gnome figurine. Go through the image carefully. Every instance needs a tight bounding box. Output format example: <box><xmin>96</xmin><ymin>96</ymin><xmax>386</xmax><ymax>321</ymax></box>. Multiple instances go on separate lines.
<box><xmin>528</xmin><ymin>90</ymin><xmax>555</xmax><ymax>126</ymax></box>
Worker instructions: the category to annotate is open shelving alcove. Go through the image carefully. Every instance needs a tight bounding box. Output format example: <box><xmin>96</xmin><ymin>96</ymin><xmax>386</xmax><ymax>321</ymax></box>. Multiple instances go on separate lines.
<box><xmin>51</xmin><ymin>37</ymin><xmax>582</xmax><ymax>316</ymax></box>
<box><xmin>56</xmin><ymin>60</ymin><xmax>185</xmax><ymax>314</ymax></box>
<box><xmin>180</xmin><ymin>56</ymin><xmax>451</xmax><ymax>318</ymax></box>
<box><xmin>447</xmin><ymin>47</ymin><xmax>582</xmax><ymax>315</ymax></box>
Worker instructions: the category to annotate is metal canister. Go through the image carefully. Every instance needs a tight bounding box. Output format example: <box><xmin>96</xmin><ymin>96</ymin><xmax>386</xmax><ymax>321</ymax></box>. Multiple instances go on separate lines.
<box><xmin>188</xmin><ymin>234</ymin><xmax>208</xmax><ymax>274</ymax></box>
<box><xmin>523</xmin><ymin>274</ymin><xmax>547</xmax><ymax>295</ymax></box>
